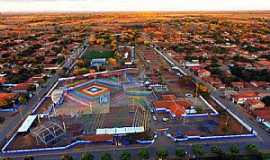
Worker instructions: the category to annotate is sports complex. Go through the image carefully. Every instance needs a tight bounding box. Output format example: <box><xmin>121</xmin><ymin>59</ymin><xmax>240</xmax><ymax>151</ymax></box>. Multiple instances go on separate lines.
<box><xmin>2</xmin><ymin>69</ymin><xmax>152</xmax><ymax>152</ymax></box>
<box><xmin>1</xmin><ymin>47</ymin><xmax>258</xmax><ymax>154</ymax></box>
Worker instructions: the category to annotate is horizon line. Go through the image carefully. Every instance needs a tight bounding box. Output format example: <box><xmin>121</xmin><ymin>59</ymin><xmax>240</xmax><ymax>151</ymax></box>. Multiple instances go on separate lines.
<box><xmin>1</xmin><ymin>10</ymin><xmax>270</xmax><ymax>14</ymax></box>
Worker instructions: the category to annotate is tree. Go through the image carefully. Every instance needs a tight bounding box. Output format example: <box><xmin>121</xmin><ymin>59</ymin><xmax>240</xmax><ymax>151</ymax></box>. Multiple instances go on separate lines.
<box><xmin>230</xmin><ymin>144</ymin><xmax>239</xmax><ymax>154</ymax></box>
<box><xmin>175</xmin><ymin>148</ymin><xmax>186</xmax><ymax>159</ymax></box>
<box><xmin>81</xmin><ymin>152</ymin><xmax>94</xmax><ymax>160</ymax></box>
<box><xmin>156</xmin><ymin>149</ymin><xmax>168</xmax><ymax>160</ymax></box>
<box><xmin>245</xmin><ymin>144</ymin><xmax>259</xmax><ymax>155</ymax></box>
<box><xmin>192</xmin><ymin>144</ymin><xmax>205</xmax><ymax>158</ymax></box>
<box><xmin>120</xmin><ymin>151</ymin><xmax>131</xmax><ymax>160</ymax></box>
<box><xmin>262</xmin><ymin>96</ymin><xmax>270</xmax><ymax>106</ymax></box>
<box><xmin>211</xmin><ymin>145</ymin><xmax>224</xmax><ymax>157</ymax></box>
<box><xmin>61</xmin><ymin>155</ymin><xmax>73</xmax><ymax>160</ymax></box>
<box><xmin>138</xmin><ymin>149</ymin><xmax>149</xmax><ymax>160</ymax></box>
<box><xmin>101</xmin><ymin>153</ymin><xmax>113</xmax><ymax>160</ymax></box>
<box><xmin>230</xmin><ymin>144</ymin><xmax>240</xmax><ymax>159</ymax></box>
<box><xmin>18</xmin><ymin>95</ymin><xmax>27</xmax><ymax>105</ymax></box>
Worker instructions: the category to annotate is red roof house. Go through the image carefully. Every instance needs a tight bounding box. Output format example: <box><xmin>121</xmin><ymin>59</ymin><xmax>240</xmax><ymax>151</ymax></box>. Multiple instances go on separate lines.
<box><xmin>153</xmin><ymin>95</ymin><xmax>192</xmax><ymax>117</ymax></box>
<box><xmin>232</xmin><ymin>91</ymin><xmax>260</xmax><ymax>104</ymax></box>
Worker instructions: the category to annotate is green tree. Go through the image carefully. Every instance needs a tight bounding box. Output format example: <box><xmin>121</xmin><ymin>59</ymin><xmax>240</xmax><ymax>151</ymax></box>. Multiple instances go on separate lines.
<box><xmin>156</xmin><ymin>149</ymin><xmax>168</xmax><ymax>160</ymax></box>
<box><xmin>175</xmin><ymin>148</ymin><xmax>186</xmax><ymax>159</ymax></box>
<box><xmin>192</xmin><ymin>144</ymin><xmax>205</xmax><ymax>158</ymax></box>
<box><xmin>230</xmin><ymin>144</ymin><xmax>239</xmax><ymax>155</ymax></box>
<box><xmin>120</xmin><ymin>151</ymin><xmax>131</xmax><ymax>160</ymax></box>
<box><xmin>81</xmin><ymin>152</ymin><xmax>94</xmax><ymax>160</ymax></box>
<box><xmin>211</xmin><ymin>145</ymin><xmax>224</xmax><ymax>157</ymax></box>
<box><xmin>229</xmin><ymin>144</ymin><xmax>240</xmax><ymax>159</ymax></box>
<box><xmin>61</xmin><ymin>155</ymin><xmax>73</xmax><ymax>160</ymax></box>
<box><xmin>245</xmin><ymin>144</ymin><xmax>259</xmax><ymax>155</ymax></box>
<box><xmin>18</xmin><ymin>95</ymin><xmax>28</xmax><ymax>105</ymax></box>
<box><xmin>138</xmin><ymin>149</ymin><xmax>149</xmax><ymax>160</ymax></box>
<box><xmin>101</xmin><ymin>153</ymin><xmax>113</xmax><ymax>160</ymax></box>
<box><xmin>262</xmin><ymin>96</ymin><xmax>270</xmax><ymax>106</ymax></box>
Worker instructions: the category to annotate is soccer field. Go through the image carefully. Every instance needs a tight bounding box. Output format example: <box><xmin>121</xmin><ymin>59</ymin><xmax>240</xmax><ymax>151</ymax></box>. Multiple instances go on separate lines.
<box><xmin>83</xmin><ymin>50</ymin><xmax>115</xmax><ymax>60</ymax></box>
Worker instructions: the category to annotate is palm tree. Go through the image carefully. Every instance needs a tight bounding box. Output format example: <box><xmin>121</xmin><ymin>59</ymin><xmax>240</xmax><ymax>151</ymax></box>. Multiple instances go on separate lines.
<box><xmin>120</xmin><ymin>151</ymin><xmax>131</xmax><ymax>160</ymax></box>
<box><xmin>175</xmin><ymin>148</ymin><xmax>186</xmax><ymax>159</ymax></box>
<box><xmin>81</xmin><ymin>152</ymin><xmax>94</xmax><ymax>160</ymax></box>
<box><xmin>101</xmin><ymin>153</ymin><xmax>113</xmax><ymax>160</ymax></box>
<box><xmin>192</xmin><ymin>144</ymin><xmax>205</xmax><ymax>158</ymax></box>
<box><xmin>138</xmin><ymin>149</ymin><xmax>150</xmax><ymax>160</ymax></box>
<box><xmin>156</xmin><ymin>149</ymin><xmax>168</xmax><ymax>160</ymax></box>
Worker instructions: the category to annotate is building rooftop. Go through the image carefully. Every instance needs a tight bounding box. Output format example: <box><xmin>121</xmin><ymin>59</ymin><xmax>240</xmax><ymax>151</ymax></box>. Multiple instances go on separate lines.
<box><xmin>153</xmin><ymin>95</ymin><xmax>192</xmax><ymax>117</ymax></box>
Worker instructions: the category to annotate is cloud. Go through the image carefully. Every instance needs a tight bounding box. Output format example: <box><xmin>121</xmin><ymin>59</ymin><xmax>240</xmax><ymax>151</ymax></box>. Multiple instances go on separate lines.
<box><xmin>0</xmin><ymin>0</ymin><xmax>269</xmax><ymax>12</ymax></box>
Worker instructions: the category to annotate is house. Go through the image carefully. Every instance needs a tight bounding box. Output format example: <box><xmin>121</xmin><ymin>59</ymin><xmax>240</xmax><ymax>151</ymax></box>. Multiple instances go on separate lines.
<box><xmin>184</xmin><ymin>60</ymin><xmax>200</xmax><ymax>67</ymax></box>
<box><xmin>197</xmin><ymin>69</ymin><xmax>211</xmax><ymax>78</ymax></box>
<box><xmin>254</xmin><ymin>108</ymin><xmax>270</xmax><ymax>123</ymax></box>
<box><xmin>250</xmin><ymin>81</ymin><xmax>270</xmax><ymax>89</ymax></box>
<box><xmin>232</xmin><ymin>91</ymin><xmax>260</xmax><ymax>104</ymax></box>
<box><xmin>202</xmin><ymin>77</ymin><xmax>225</xmax><ymax>89</ymax></box>
<box><xmin>0</xmin><ymin>76</ymin><xmax>7</xmax><ymax>84</ymax></box>
<box><xmin>244</xmin><ymin>99</ymin><xmax>265</xmax><ymax>111</ymax></box>
<box><xmin>256</xmin><ymin>60</ymin><xmax>270</xmax><ymax>70</ymax></box>
<box><xmin>10</xmin><ymin>83</ymin><xmax>35</xmax><ymax>94</ymax></box>
<box><xmin>153</xmin><ymin>95</ymin><xmax>192</xmax><ymax>117</ymax></box>
<box><xmin>231</xmin><ymin>81</ymin><xmax>245</xmax><ymax>90</ymax></box>
<box><xmin>0</xmin><ymin>93</ymin><xmax>17</xmax><ymax>109</ymax></box>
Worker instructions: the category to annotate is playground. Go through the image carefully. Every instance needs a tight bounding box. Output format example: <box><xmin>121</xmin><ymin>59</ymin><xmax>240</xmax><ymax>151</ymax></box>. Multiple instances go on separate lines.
<box><xmin>3</xmin><ymin>71</ymin><xmax>153</xmax><ymax>151</ymax></box>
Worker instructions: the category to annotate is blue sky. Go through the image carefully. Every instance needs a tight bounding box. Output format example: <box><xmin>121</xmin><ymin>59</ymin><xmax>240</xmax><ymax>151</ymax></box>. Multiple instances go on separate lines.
<box><xmin>0</xmin><ymin>0</ymin><xmax>269</xmax><ymax>12</ymax></box>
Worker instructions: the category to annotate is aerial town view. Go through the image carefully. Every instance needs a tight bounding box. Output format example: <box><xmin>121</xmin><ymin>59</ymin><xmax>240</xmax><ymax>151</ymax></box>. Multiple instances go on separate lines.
<box><xmin>0</xmin><ymin>0</ymin><xmax>270</xmax><ymax>160</ymax></box>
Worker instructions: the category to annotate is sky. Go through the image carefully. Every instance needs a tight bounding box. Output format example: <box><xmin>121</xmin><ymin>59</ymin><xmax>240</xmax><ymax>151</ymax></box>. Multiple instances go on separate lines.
<box><xmin>0</xmin><ymin>0</ymin><xmax>270</xmax><ymax>12</ymax></box>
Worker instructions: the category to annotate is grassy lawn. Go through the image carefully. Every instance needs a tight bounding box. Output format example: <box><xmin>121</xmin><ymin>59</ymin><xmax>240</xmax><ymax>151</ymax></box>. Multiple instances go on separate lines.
<box><xmin>83</xmin><ymin>50</ymin><xmax>115</xmax><ymax>60</ymax></box>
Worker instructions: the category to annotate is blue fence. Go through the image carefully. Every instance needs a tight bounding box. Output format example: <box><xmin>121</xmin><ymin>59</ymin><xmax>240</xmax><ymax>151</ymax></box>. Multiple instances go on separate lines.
<box><xmin>166</xmin><ymin>132</ymin><xmax>256</xmax><ymax>142</ymax></box>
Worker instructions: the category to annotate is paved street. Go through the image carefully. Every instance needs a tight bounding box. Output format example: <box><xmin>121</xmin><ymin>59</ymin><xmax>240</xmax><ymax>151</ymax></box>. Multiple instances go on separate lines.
<box><xmin>0</xmin><ymin>74</ymin><xmax>59</xmax><ymax>146</ymax></box>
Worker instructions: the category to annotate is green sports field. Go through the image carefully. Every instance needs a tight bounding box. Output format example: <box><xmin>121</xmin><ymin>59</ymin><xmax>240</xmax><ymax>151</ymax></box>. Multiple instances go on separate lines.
<box><xmin>83</xmin><ymin>50</ymin><xmax>115</xmax><ymax>60</ymax></box>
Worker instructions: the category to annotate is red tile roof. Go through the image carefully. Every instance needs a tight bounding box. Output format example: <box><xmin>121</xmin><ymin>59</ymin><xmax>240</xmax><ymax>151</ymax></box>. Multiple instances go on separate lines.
<box><xmin>233</xmin><ymin>91</ymin><xmax>259</xmax><ymax>99</ymax></box>
<box><xmin>0</xmin><ymin>93</ymin><xmax>17</xmax><ymax>107</ymax></box>
<box><xmin>254</xmin><ymin>108</ymin><xmax>270</xmax><ymax>121</ymax></box>
<box><xmin>257</xmin><ymin>60</ymin><xmax>270</xmax><ymax>67</ymax></box>
<box><xmin>153</xmin><ymin>95</ymin><xmax>192</xmax><ymax>116</ymax></box>
<box><xmin>246</xmin><ymin>99</ymin><xmax>263</xmax><ymax>105</ymax></box>
<box><xmin>12</xmin><ymin>83</ymin><xmax>33</xmax><ymax>91</ymax></box>
<box><xmin>0</xmin><ymin>77</ymin><xmax>7</xmax><ymax>84</ymax></box>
